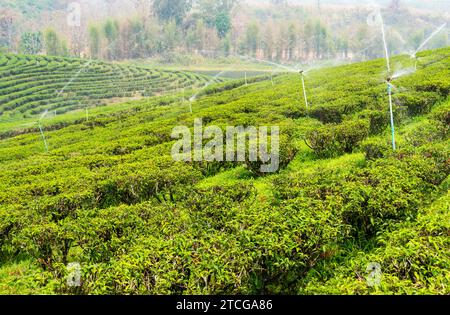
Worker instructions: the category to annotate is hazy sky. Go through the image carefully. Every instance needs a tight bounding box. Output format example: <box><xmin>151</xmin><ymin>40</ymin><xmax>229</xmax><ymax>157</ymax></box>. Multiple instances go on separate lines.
<box><xmin>246</xmin><ymin>0</ymin><xmax>450</xmax><ymax>13</ymax></box>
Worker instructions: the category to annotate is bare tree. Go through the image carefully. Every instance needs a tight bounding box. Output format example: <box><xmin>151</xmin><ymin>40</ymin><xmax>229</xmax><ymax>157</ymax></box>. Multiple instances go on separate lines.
<box><xmin>0</xmin><ymin>8</ymin><xmax>19</xmax><ymax>52</ymax></box>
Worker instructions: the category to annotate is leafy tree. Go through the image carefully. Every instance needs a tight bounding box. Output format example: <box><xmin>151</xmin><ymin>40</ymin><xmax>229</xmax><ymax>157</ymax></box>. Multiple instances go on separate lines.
<box><xmin>185</xmin><ymin>19</ymin><xmax>206</xmax><ymax>52</ymax></box>
<box><xmin>60</xmin><ymin>40</ymin><xmax>69</xmax><ymax>57</ymax></box>
<box><xmin>220</xmin><ymin>34</ymin><xmax>231</xmax><ymax>56</ymax></box>
<box><xmin>0</xmin><ymin>8</ymin><xmax>18</xmax><ymax>51</ymax></box>
<box><xmin>152</xmin><ymin>0</ymin><xmax>192</xmax><ymax>25</ymax></box>
<box><xmin>244</xmin><ymin>21</ymin><xmax>259</xmax><ymax>56</ymax></box>
<box><xmin>287</xmin><ymin>23</ymin><xmax>297</xmax><ymax>60</ymax></box>
<box><xmin>19</xmin><ymin>31</ymin><xmax>43</xmax><ymax>55</ymax></box>
<box><xmin>88</xmin><ymin>25</ymin><xmax>101</xmax><ymax>59</ymax></box>
<box><xmin>44</xmin><ymin>29</ymin><xmax>61</xmax><ymax>56</ymax></box>
<box><xmin>313</xmin><ymin>20</ymin><xmax>328</xmax><ymax>58</ymax></box>
<box><xmin>303</xmin><ymin>21</ymin><xmax>313</xmax><ymax>58</ymax></box>
<box><xmin>262</xmin><ymin>24</ymin><xmax>274</xmax><ymax>60</ymax></box>
<box><xmin>215</xmin><ymin>11</ymin><xmax>231</xmax><ymax>39</ymax></box>
<box><xmin>197</xmin><ymin>0</ymin><xmax>237</xmax><ymax>37</ymax></box>
<box><xmin>103</xmin><ymin>19</ymin><xmax>119</xmax><ymax>60</ymax></box>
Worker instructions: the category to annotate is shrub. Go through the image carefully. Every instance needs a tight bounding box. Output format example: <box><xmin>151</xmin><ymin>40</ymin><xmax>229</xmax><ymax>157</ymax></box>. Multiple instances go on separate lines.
<box><xmin>305</xmin><ymin>119</ymin><xmax>369</xmax><ymax>158</ymax></box>
<box><xmin>358</xmin><ymin>110</ymin><xmax>389</xmax><ymax>135</ymax></box>
<box><xmin>340</xmin><ymin>155</ymin><xmax>445</xmax><ymax>236</ymax></box>
<box><xmin>395</xmin><ymin>92</ymin><xmax>440</xmax><ymax>116</ymax></box>
<box><xmin>403</xmin><ymin>120</ymin><xmax>447</xmax><ymax>147</ymax></box>
<box><xmin>309</xmin><ymin>104</ymin><xmax>343</xmax><ymax>124</ymax></box>
<box><xmin>362</xmin><ymin>138</ymin><xmax>390</xmax><ymax>161</ymax></box>
<box><xmin>432</xmin><ymin>104</ymin><xmax>450</xmax><ymax>126</ymax></box>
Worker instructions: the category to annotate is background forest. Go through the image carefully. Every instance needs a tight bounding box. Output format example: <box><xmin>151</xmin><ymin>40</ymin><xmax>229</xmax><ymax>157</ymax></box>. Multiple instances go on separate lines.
<box><xmin>0</xmin><ymin>0</ymin><xmax>449</xmax><ymax>65</ymax></box>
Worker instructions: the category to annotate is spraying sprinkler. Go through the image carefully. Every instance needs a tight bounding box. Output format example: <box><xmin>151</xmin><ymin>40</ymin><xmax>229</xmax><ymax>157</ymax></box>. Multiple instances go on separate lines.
<box><xmin>38</xmin><ymin>121</ymin><xmax>49</xmax><ymax>152</ymax></box>
<box><xmin>386</xmin><ymin>76</ymin><xmax>396</xmax><ymax>150</ymax></box>
<box><xmin>188</xmin><ymin>67</ymin><xmax>232</xmax><ymax>114</ymax></box>
<box><xmin>410</xmin><ymin>53</ymin><xmax>418</xmax><ymax>70</ymax></box>
<box><xmin>409</xmin><ymin>23</ymin><xmax>447</xmax><ymax>71</ymax></box>
<box><xmin>299</xmin><ymin>70</ymin><xmax>309</xmax><ymax>109</ymax></box>
<box><xmin>34</xmin><ymin>110</ymin><xmax>49</xmax><ymax>152</ymax></box>
<box><xmin>368</xmin><ymin>8</ymin><xmax>397</xmax><ymax>151</ymax></box>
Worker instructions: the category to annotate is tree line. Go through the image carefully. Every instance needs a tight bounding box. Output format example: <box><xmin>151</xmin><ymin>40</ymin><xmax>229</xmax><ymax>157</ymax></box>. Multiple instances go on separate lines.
<box><xmin>1</xmin><ymin>0</ymin><xmax>448</xmax><ymax>63</ymax></box>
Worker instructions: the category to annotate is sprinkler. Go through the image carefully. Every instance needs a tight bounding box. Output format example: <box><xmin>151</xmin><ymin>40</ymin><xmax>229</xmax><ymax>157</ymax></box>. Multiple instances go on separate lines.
<box><xmin>409</xmin><ymin>23</ymin><xmax>447</xmax><ymax>71</ymax></box>
<box><xmin>37</xmin><ymin>110</ymin><xmax>49</xmax><ymax>152</ymax></box>
<box><xmin>188</xmin><ymin>67</ymin><xmax>232</xmax><ymax>113</ymax></box>
<box><xmin>368</xmin><ymin>8</ymin><xmax>397</xmax><ymax>151</ymax></box>
<box><xmin>386</xmin><ymin>76</ymin><xmax>396</xmax><ymax>150</ymax></box>
<box><xmin>299</xmin><ymin>70</ymin><xmax>309</xmax><ymax>109</ymax></box>
<box><xmin>38</xmin><ymin>121</ymin><xmax>49</xmax><ymax>152</ymax></box>
<box><xmin>410</xmin><ymin>54</ymin><xmax>418</xmax><ymax>70</ymax></box>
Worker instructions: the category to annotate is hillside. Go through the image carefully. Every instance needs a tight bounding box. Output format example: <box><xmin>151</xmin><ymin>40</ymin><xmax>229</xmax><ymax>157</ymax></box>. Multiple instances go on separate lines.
<box><xmin>0</xmin><ymin>47</ymin><xmax>448</xmax><ymax>294</ymax></box>
<box><xmin>0</xmin><ymin>53</ymin><xmax>222</xmax><ymax>134</ymax></box>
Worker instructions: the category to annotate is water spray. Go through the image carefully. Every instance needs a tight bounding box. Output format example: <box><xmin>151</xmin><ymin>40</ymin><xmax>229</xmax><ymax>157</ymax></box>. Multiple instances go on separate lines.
<box><xmin>38</xmin><ymin>122</ymin><xmax>49</xmax><ymax>152</ymax></box>
<box><xmin>368</xmin><ymin>8</ymin><xmax>397</xmax><ymax>150</ymax></box>
<box><xmin>380</xmin><ymin>13</ymin><xmax>391</xmax><ymax>73</ymax></box>
<box><xmin>299</xmin><ymin>70</ymin><xmax>309</xmax><ymax>109</ymax></box>
<box><xmin>188</xmin><ymin>68</ymin><xmax>231</xmax><ymax>113</ymax></box>
<box><xmin>410</xmin><ymin>23</ymin><xmax>447</xmax><ymax>70</ymax></box>
<box><xmin>414</xmin><ymin>23</ymin><xmax>447</xmax><ymax>56</ymax></box>
<box><xmin>386</xmin><ymin>76</ymin><xmax>396</xmax><ymax>150</ymax></box>
<box><xmin>38</xmin><ymin>110</ymin><xmax>49</xmax><ymax>152</ymax></box>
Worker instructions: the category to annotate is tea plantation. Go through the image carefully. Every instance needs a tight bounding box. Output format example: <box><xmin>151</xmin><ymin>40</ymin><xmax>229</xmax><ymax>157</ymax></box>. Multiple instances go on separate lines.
<box><xmin>0</xmin><ymin>47</ymin><xmax>448</xmax><ymax>294</ymax></box>
<box><xmin>0</xmin><ymin>53</ymin><xmax>220</xmax><ymax>131</ymax></box>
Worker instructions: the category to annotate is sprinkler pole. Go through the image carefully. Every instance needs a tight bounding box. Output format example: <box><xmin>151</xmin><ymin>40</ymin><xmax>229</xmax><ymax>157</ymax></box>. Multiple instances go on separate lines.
<box><xmin>38</xmin><ymin>122</ymin><xmax>49</xmax><ymax>152</ymax></box>
<box><xmin>387</xmin><ymin>78</ymin><xmax>396</xmax><ymax>150</ymax></box>
<box><xmin>300</xmin><ymin>70</ymin><xmax>309</xmax><ymax>108</ymax></box>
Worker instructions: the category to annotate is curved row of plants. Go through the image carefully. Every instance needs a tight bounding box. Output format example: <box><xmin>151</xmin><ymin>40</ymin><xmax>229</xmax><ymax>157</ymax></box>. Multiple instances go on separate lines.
<box><xmin>0</xmin><ymin>53</ymin><xmax>220</xmax><ymax>119</ymax></box>
<box><xmin>0</xmin><ymin>47</ymin><xmax>448</xmax><ymax>294</ymax></box>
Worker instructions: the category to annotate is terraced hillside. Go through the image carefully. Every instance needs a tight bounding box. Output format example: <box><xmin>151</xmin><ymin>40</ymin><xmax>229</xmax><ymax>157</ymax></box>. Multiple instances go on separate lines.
<box><xmin>0</xmin><ymin>53</ymin><xmax>220</xmax><ymax>125</ymax></box>
<box><xmin>0</xmin><ymin>47</ymin><xmax>448</xmax><ymax>294</ymax></box>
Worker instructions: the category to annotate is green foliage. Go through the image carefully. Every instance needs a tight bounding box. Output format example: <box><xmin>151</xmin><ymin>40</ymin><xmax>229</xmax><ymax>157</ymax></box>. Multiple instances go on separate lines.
<box><xmin>300</xmin><ymin>192</ymin><xmax>450</xmax><ymax>295</ymax></box>
<box><xmin>305</xmin><ymin>119</ymin><xmax>369</xmax><ymax>158</ymax></box>
<box><xmin>215</xmin><ymin>12</ymin><xmax>232</xmax><ymax>39</ymax></box>
<box><xmin>358</xmin><ymin>110</ymin><xmax>388</xmax><ymax>135</ymax></box>
<box><xmin>0</xmin><ymin>53</ymin><xmax>220</xmax><ymax>122</ymax></box>
<box><xmin>403</xmin><ymin>119</ymin><xmax>447</xmax><ymax>147</ymax></box>
<box><xmin>44</xmin><ymin>29</ymin><xmax>63</xmax><ymax>56</ymax></box>
<box><xmin>19</xmin><ymin>32</ymin><xmax>43</xmax><ymax>55</ymax></box>
<box><xmin>0</xmin><ymin>47</ymin><xmax>449</xmax><ymax>295</ymax></box>
<box><xmin>395</xmin><ymin>91</ymin><xmax>441</xmax><ymax>116</ymax></box>
<box><xmin>361</xmin><ymin>138</ymin><xmax>390</xmax><ymax>161</ymax></box>
<box><xmin>309</xmin><ymin>104</ymin><xmax>344</xmax><ymax>124</ymax></box>
<box><xmin>88</xmin><ymin>25</ymin><xmax>101</xmax><ymax>59</ymax></box>
<box><xmin>153</xmin><ymin>0</ymin><xmax>192</xmax><ymax>25</ymax></box>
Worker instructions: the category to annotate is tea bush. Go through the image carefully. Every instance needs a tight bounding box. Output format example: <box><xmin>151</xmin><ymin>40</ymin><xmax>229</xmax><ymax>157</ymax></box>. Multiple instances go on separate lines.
<box><xmin>305</xmin><ymin>119</ymin><xmax>369</xmax><ymax>158</ymax></box>
<box><xmin>0</xmin><ymin>47</ymin><xmax>449</xmax><ymax>294</ymax></box>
